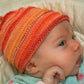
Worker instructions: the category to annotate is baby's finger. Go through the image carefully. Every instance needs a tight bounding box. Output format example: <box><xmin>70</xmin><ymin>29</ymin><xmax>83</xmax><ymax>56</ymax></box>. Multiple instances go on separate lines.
<box><xmin>50</xmin><ymin>66</ymin><xmax>65</xmax><ymax>81</ymax></box>
<box><xmin>43</xmin><ymin>66</ymin><xmax>65</xmax><ymax>82</ymax></box>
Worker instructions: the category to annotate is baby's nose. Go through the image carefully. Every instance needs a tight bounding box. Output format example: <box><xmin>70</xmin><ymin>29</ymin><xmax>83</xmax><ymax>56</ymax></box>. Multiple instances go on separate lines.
<box><xmin>71</xmin><ymin>40</ymin><xmax>80</xmax><ymax>52</ymax></box>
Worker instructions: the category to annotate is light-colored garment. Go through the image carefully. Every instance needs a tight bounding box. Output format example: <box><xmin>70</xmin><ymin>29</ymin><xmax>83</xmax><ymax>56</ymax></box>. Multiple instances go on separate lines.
<box><xmin>6</xmin><ymin>56</ymin><xmax>84</xmax><ymax>84</ymax></box>
<box><xmin>6</xmin><ymin>74</ymin><xmax>41</xmax><ymax>84</ymax></box>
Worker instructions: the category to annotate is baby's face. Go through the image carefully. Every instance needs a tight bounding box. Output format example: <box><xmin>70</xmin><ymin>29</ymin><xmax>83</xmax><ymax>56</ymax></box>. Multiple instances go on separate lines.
<box><xmin>34</xmin><ymin>21</ymin><xmax>83</xmax><ymax>77</ymax></box>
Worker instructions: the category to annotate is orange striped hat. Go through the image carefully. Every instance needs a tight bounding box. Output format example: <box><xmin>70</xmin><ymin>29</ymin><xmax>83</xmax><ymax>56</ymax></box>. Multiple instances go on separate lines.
<box><xmin>0</xmin><ymin>6</ymin><xmax>69</xmax><ymax>73</ymax></box>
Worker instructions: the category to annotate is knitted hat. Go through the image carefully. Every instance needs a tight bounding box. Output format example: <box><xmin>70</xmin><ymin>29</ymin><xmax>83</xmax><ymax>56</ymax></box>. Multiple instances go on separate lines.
<box><xmin>0</xmin><ymin>7</ymin><xmax>69</xmax><ymax>73</ymax></box>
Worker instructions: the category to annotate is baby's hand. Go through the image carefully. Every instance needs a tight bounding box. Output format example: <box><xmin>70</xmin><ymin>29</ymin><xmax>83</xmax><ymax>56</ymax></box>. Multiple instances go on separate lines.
<box><xmin>42</xmin><ymin>66</ymin><xmax>65</xmax><ymax>84</ymax></box>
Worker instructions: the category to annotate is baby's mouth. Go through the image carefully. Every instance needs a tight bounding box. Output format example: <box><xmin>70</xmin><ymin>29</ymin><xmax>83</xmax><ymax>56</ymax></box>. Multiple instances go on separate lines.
<box><xmin>76</xmin><ymin>54</ymin><xmax>82</xmax><ymax>67</ymax></box>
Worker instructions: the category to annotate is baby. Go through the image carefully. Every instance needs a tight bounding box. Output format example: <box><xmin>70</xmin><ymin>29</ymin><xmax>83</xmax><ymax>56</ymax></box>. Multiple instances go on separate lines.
<box><xmin>0</xmin><ymin>7</ymin><xmax>83</xmax><ymax>84</ymax></box>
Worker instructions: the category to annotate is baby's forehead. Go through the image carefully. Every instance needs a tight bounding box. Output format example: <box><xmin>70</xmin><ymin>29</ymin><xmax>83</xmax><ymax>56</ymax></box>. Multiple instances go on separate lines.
<box><xmin>44</xmin><ymin>21</ymin><xmax>73</xmax><ymax>42</ymax></box>
<box><xmin>51</xmin><ymin>21</ymin><xmax>73</xmax><ymax>35</ymax></box>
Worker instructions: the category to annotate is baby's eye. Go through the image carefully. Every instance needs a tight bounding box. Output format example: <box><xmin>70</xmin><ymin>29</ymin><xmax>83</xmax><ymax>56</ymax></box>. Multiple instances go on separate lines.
<box><xmin>59</xmin><ymin>41</ymin><xmax>65</xmax><ymax>46</ymax></box>
<box><xmin>72</xmin><ymin>35</ymin><xmax>75</xmax><ymax>40</ymax></box>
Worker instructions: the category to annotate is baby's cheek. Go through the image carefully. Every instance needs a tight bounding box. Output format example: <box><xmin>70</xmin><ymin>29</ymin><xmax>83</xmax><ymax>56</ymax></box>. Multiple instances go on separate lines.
<box><xmin>65</xmin><ymin>60</ymin><xmax>76</xmax><ymax>76</ymax></box>
<box><xmin>62</xmin><ymin>63</ymin><xmax>75</xmax><ymax>76</ymax></box>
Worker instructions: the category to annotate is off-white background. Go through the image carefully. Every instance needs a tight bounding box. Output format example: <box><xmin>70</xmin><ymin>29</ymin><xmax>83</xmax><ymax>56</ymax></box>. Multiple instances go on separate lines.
<box><xmin>0</xmin><ymin>0</ymin><xmax>84</xmax><ymax>15</ymax></box>
<box><xmin>0</xmin><ymin>0</ymin><xmax>84</xmax><ymax>84</ymax></box>
<box><xmin>0</xmin><ymin>0</ymin><xmax>40</xmax><ymax>15</ymax></box>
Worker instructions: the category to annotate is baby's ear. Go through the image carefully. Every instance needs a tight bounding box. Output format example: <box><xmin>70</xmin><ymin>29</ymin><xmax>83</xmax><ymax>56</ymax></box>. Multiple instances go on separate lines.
<box><xmin>25</xmin><ymin>59</ymin><xmax>39</xmax><ymax>74</ymax></box>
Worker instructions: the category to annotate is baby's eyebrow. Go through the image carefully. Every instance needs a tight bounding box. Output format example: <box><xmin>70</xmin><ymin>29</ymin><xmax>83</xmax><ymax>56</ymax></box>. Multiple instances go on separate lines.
<box><xmin>53</xmin><ymin>35</ymin><xmax>65</xmax><ymax>43</ymax></box>
<box><xmin>56</xmin><ymin>36</ymin><xmax>64</xmax><ymax>40</ymax></box>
